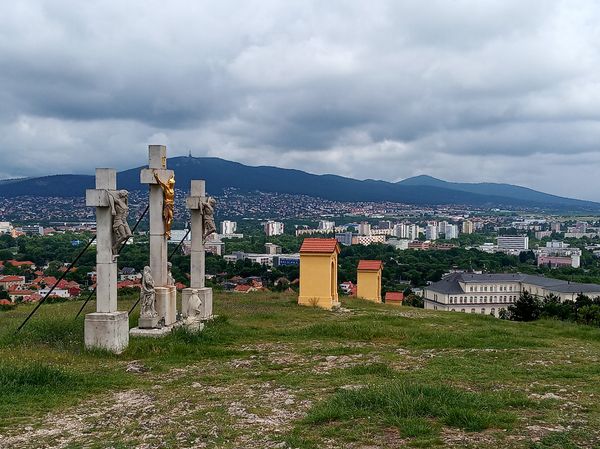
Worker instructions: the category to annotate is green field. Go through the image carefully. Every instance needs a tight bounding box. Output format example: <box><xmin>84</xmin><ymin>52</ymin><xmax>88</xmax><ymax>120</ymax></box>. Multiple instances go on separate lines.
<box><xmin>1</xmin><ymin>293</ymin><xmax>600</xmax><ymax>448</ymax></box>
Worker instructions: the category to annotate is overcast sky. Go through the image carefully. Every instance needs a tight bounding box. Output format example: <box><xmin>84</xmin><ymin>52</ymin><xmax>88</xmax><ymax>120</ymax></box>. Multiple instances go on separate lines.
<box><xmin>1</xmin><ymin>1</ymin><xmax>600</xmax><ymax>200</ymax></box>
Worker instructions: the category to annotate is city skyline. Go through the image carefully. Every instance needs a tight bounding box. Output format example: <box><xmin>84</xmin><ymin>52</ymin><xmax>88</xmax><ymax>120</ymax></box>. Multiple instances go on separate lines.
<box><xmin>1</xmin><ymin>1</ymin><xmax>600</xmax><ymax>200</ymax></box>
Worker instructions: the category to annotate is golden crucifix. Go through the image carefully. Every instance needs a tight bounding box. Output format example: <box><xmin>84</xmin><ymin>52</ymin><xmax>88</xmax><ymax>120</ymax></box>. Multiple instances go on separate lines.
<box><xmin>154</xmin><ymin>171</ymin><xmax>175</xmax><ymax>239</ymax></box>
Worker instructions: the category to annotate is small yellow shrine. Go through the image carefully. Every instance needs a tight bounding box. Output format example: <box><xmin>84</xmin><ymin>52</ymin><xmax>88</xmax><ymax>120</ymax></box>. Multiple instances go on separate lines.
<box><xmin>298</xmin><ymin>238</ymin><xmax>340</xmax><ymax>310</ymax></box>
<box><xmin>356</xmin><ymin>260</ymin><xmax>383</xmax><ymax>303</ymax></box>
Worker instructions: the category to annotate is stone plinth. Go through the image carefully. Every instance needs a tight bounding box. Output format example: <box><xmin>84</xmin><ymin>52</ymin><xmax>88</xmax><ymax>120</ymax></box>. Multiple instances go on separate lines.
<box><xmin>182</xmin><ymin>287</ymin><xmax>213</xmax><ymax>321</ymax></box>
<box><xmin>84</xmin><ymin>311</ymin><xmax>129</xmax><ymax>354</ymax></box>
<box><xmin>155</xmin><ymin>286</ymin><xmax>177</xmax><ymax>326</ymax></box>
<box><xmin>130</xmin><ymin>321</ymin><xmax>182</xmax><ymax>338</ymax></box>
<box><xmin>139</xmin><ymin>316</ymin><xmax>160</xmax><ymax>329</ymax></box>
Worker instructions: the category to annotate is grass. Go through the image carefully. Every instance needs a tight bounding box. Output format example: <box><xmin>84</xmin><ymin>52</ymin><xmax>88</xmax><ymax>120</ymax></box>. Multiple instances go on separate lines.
<box><xmin>305</xmin><ymin>380</ymin><xmax>526</xmax><ymax>432</ymax></box>
<box><xmin>1</xmin><ymin>292</ymin><xmax>600</xmax><ymax>448</ymax></box>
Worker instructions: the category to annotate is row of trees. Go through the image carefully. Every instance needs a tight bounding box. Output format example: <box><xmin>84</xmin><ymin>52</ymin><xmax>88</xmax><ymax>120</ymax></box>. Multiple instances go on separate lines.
<box><xmin>502</xmin><ymin>291</ymin><xmax>600</xmax><ymax>327</ymax></box>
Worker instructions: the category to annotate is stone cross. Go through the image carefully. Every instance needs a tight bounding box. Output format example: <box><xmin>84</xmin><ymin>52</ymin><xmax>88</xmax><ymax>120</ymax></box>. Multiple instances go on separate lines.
<box><xmin>85</xmin><ymin>168</ymin><xmax>118</xmax><ymax>312</ymax></box>
<box><xmin>186</xmin><ymin>180</ymin><xmax>206</xmax><ymax>289</ymax></box>
<box><xmin>84</xmin><ymin>168</ymin><xmax>128</xmax><ymax>353</ymax></box>
<box><xmin>140</xmin><ymin>145</ymin><xmax>174</xmax><ymax>288</ymax></box>
<box><xmin>138</xmin><ymin>145</ymin><xmax>177</xmax><ymax>328</ymax></box>
<box><xmin>182</xmin><ymin>179</ymin><xmax>213</xmax><ymax>322</ymax></box>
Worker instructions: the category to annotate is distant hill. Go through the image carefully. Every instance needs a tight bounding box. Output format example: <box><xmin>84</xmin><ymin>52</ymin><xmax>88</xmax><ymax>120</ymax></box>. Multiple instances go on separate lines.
<box><xmin>398</xmin><ymin>175</ymin><xmax>587</xmax><ymax>209</ymax></box>
<box><xmin>0</xmin><ymin>156</ymin><xmax>598</xmax><ymax>211</ymax></box>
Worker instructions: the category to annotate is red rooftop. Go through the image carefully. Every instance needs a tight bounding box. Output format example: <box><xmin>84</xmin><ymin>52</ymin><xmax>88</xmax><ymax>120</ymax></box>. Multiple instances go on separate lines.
<box><xmin>300</xmin><ymin>238</ymin><xmax>340</xmax><ymax>254</ymax></box>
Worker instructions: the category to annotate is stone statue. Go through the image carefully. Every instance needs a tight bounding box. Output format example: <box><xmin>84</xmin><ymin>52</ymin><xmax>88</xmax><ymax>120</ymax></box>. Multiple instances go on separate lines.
<box><xmin>201</xmin><ymin>197</ymin><xmax>217</xmax><ymax>241</ymax></box>
<box><xmin>140</xmin><ymin>266</ymin><xmax>157</xmax><ymax>322</ymax></box>
<box><xmin>107</xmin><ymin>190</ymin><xmax>133</xmax><ymax>255</ymax></box>
<box><xmin>184</xmin><ymin>289</ymin><xmax>204</xmax><ymax>332</ymax></box>
<box><xmin>154</xmin><ymin>171</ymin><xmax>175</xmax><ymax>240</ymax></box>
<box><xmin>167</xmin><ymin>262</ymin><xmax>175</xmax><ymax>286</ymax></box>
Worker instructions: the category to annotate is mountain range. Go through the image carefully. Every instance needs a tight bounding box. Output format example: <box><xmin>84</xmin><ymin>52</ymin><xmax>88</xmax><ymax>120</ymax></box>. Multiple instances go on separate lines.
<box><xmin>0</xmin><ymin>156</ymin><xmax>597</xmax><ymax>211</ymax></box>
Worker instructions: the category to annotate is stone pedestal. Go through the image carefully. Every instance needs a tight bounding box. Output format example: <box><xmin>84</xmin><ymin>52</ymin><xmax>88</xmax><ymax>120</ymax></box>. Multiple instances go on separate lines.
<box><xmin>182</xmin><ymin>287</ymin><xmax>213</xmax><ymax>321</ymax></box>
<box><xmin>84</xmin><ymin>311</ymin><xmax>129</xmax><ymax>354</ymax></box>
<box><xmin>155</xmin><ymin>286</ymin><xmax>177</xmax><ymax>326</ymax></box>
<box><xmin>139</xmin><ymin>316</ymin><xmax>160</xmax><ymax>329</ymax></box>
<box><xmin>129</xmin><ymin>322</ymin><xmax>182</xmax><ymax>338</ymax></box>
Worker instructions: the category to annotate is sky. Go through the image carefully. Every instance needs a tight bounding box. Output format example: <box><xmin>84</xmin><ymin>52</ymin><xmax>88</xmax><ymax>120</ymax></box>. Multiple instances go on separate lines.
<box><xmin>1</xmin><ymin>0</ymin><xmax>600</xmax><ymax>200</ymax></box>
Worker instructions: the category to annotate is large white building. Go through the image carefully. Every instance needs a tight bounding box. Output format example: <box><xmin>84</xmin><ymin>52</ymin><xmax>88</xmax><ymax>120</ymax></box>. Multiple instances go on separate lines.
<box><xmin>535</xmin><ymin>241</ymin><xmax>581</xmax><ymax>268</ymax></box>
<box><xmin>358</xmin><ymin>222</ymin><xmax>372</xmax><ymax>236</ymax></box>
<box><xmin>425</xmin><ymin>224</ymin><xmax>438</xmax><ymax>241</ymax></box>
<box><xmin>264</xmin><ymin>221</ymin><xmax>284</xmax><ymax>236</ymax></box>
<box><xmin>444</xmin><ymin>224</ymin><xmax>459</xmax><ymax>240</ymax></box>
<box><xmin>424</xmin><ymin>272</ymin><xmax>600</xmax><ymax>317</ymax></box>
<box><xmin>497</xmin><ymin>235</ymin><xmax>529</xmax><ymax>252</ymax></box>
<box><xmin>462</xmin><ymin>220</ymin><xmax>474</xmax><ymax>234</ymax></box>
<box><xmin>318</xmin><ymin>220</ymin><xmax>335</xmax><ymax>231</ymax></box>
<box><xmin>0</xmin><ymin>222</ymin><xmax>13</xmax><ymax>235</ymax></box>
<box><xmin>220</xmin><ymin>220</ymin><xmax>237</xmax><ymax>235</ymax></box>
<box><xmin>168</xmin><ymin>229</ymin><xmax>191</xmax><ymax>244</ymax></box>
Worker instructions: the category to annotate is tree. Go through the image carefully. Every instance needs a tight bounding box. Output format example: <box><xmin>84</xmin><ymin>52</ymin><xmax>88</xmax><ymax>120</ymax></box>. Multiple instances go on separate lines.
<box><xmin>507</xmin><ymin>291</ymin><xmax>541</xmax><ymax>322</ymax></box>
<box><xmin>403</xmin><ymin>294</ymin><xmax>424</xmax><ymax>308</ymax></box>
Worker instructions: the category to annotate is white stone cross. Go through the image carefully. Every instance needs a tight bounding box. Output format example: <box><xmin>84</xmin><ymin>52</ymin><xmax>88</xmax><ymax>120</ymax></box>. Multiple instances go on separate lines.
<box><xmin>85</xmin><ymin>168</ymin><xmax>118</xmax><ymax>313</ymax></box>
<box><xmin>182</xmin><ymin>179</ymin><xmax>213</xmax><ymax>321</ymax></box>
<box><xmin>140</xmin><ymin>145</ymin><xmax>174</xmax><ymax>288</ymax></box>
<box><xmin>84</xmin><ymin>168</ymin><xmax>129</xmax><ymax>353</ymax></box>
<box><xmin>186</xmin><ymin>180</ymin><xmax>206</xmax><ymax>288</ymax></box>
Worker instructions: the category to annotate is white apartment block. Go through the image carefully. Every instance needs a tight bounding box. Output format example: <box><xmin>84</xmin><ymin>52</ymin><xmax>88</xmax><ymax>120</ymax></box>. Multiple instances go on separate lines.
<box><xmin>318</xmin><ymin>220</ymin><xmax>335</xmax><ymax>231</ymax></box>
<box><xmin>0</xmin><ymin>222</ymin><xmax>13</xmax><ymax>235</ymax></box>
<box><xmin>444</xmin><ymin>224</ymin><xmax>459</xmax><ymax>240</ymax></box>
<box><xmin>462</xmin><ymin>220</ymin><xmax>474</xmax><ymax>234</ymax></box>
<box><xmin>426</xmin><ymin>224</ymin><xmax>438</xmax><ymax>241</ymax></box>
<box><xmin>371</xmin><ymin>228</ymin><xmax>394</xmax><ymax>236</ymax></box>
<box><xmin>358</xmin><ymin>222</ymin><xmax>372</xmax><ymax>236</ymax></box>
<box><xmin>424</xmin><ymin>272</ymin><xmax>600</xmax><ymax>317</ymax></box>
<box><xmin>264</xmin><ymin>221</ymin><xmax>284</xmax><ymax>236</ymax></box>
<box><xmin>497</xmin><ymin>235</ymin><xmax>529</xmax><ymax>252</ymax></box>
<box><xmin>220</xmin><ymin>220</ymin><xmax>237</xmax><ymax>235</ymax></box>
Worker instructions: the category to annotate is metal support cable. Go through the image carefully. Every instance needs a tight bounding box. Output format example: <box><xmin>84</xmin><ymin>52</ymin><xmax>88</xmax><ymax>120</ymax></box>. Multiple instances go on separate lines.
<box><xmin>16</xmin><ymin>236</ymin><xmax>96</xmax><ymax>333</ymax></box>
<box><xmin>75</xmin><ymin>203</ymin><xmax>149</xmax><ymax>319</ymax></box>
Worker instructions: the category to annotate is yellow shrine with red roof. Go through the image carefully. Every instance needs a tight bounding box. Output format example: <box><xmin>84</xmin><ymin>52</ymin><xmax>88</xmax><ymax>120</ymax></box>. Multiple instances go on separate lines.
<box><xmin>356</xmin><ymin>260</ymin><xmax>383</xmax><ymax>303</ymax></box>
<box><xmin>298</xmin><ymin>238</ymin><xmax>340</xmax><ymax>310</ymax></box>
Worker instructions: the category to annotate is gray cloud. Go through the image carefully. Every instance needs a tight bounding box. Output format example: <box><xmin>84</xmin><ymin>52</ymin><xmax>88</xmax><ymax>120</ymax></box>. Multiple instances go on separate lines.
<box><xmin>0</xmin><ymin>0</ymin><xmax>599</xmax><ymax>200</ymax></box>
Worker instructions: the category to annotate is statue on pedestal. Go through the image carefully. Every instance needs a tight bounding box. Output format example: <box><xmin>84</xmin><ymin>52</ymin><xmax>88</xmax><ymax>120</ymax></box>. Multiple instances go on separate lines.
<box><xmin>201</xmin><ymin>197</ymin><xmax>217</xmax><ymax>241</ymax></box>
<box><xmin>107</xmin><ymin>190</ymin><xmax>133</xmax><ymax>255</ymax></box>
<box><xmin>154</xmin><ymin>171</ymin><xmax>175</xmax><ymax>240</ymax></box>
<box><xmin>184</xmin><ymin>289</ymin><xmax>203</xmax><ymax>332</ymax></box>
<box><xmin>167</xmin><ymin>262</ymin><xmax>175</xmax><ymax>286</ymax></box>
<box><xmin>140</xmin><ymin>266</ymin><xmax>157</xmax><ymax>326</ymax></box>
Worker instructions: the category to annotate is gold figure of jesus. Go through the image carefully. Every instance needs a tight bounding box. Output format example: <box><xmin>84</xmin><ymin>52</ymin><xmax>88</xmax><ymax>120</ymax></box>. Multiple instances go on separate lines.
<box><xmin>154</xmin><ymin>171</ymin><xmax>175</xmax><ymax>239</ymax></box>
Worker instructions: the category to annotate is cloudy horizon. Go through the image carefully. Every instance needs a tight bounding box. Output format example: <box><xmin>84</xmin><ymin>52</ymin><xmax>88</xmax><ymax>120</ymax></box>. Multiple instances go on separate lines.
<box><xmin>1</xmin><ymin>1</ymin><xmax>600</xmax><ymax>201</ymax></box>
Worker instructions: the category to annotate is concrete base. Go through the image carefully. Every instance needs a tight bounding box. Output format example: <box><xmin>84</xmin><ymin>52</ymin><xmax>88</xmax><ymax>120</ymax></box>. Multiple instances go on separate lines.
<box><xmin>155</xmin><ymin>286</ymin><xmax>177</xmax><ymax>326</ymax></box>
<box><xmin>130</xmin><ymin>321</ymin><xmax>182</xmax><ymax>338</ymax></box>
<box><xmin>182</xmin><ymin>287</ymin><xmax>213</xmax><ymax>321</ymax></box>
<box><xmin>84</xmin><ymin>311</ymin><xmax>129</xmax><ymax>354</ymax></box>
<box><xmin>298</xmin><ymin>296</ymin><xmax>340</xmax><ymax>311</ymax></box>
<box><xmin>139</xmin><ymin>315</ymin><xmax>160</xmax><ymax>329</ymax></box>
<box><xmin>183</xmin><ymin>320</ymin><xmax>205</xmax><ymax>333</ymax></box>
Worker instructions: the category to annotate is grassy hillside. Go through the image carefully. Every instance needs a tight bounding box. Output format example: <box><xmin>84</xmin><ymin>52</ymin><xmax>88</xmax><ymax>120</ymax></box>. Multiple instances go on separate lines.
<box><xmin>1</xmin><ymin>293</ymin><xmax>600</xmax><ymax>448</ymax></box>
